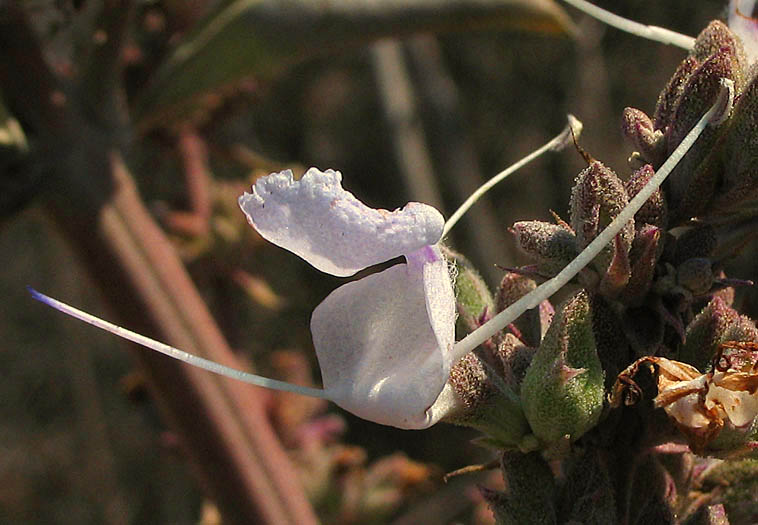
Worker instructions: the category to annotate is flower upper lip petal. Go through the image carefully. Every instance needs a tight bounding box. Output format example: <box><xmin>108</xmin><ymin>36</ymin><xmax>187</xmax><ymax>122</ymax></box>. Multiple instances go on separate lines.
<box><xmin>238</xmin><ymin>168</ymin><xmax>445</xmax><ymax>277</ymax></box>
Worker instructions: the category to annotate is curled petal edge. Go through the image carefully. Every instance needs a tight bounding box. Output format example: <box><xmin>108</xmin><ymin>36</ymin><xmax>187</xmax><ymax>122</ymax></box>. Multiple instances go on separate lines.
<box><xmin>238</xmin><ymin>168</ymin><xmax>445</xmax><ymax>277</ymax></box>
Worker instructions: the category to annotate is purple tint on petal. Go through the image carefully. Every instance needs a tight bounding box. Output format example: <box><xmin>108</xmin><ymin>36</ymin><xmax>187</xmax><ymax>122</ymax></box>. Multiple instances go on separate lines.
<box><xmin>406</xmin><ymin>245</ymin><xmax>444</xmax><ymax>268</ymax></box>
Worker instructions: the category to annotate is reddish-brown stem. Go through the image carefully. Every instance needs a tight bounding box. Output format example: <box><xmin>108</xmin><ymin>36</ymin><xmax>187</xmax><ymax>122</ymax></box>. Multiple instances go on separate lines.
<box><xmin>46</xmin><ymin>151</ymin><xmax>318</xmax><ymax>524</ymax></box>
<box><xmin>161</xmin><ymin>126</ymin><xmax>213</xmax><ymax>236</ymax></box>
<box><xmin>0</xmin><ymin>1</ymin><xmax>317</xmax><ymax>522</ymax></box>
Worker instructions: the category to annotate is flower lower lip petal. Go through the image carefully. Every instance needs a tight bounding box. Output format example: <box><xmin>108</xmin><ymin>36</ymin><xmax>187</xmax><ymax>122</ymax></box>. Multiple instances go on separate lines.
<box><xmin>310</xmin><ymin>246</ymin><xmax>456</xmax><ymax>429</ymax></box>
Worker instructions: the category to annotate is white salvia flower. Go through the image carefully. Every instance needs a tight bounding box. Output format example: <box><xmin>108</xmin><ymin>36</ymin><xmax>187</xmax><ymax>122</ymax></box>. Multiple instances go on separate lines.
<box><xmin>29</xmin><ymin>118</ymin><xmax>580</xmax><ymax>430</ymax></box>
<box><xmin>239</xmin><ymin>168</ymin><xmax>459</xmax><ymax>429</ymax></box>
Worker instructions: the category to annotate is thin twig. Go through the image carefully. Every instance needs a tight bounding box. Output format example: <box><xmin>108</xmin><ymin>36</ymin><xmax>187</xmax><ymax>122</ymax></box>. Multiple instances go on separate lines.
<box><xmin>46</xmin><ymin>152</ymin><xmax>320</xmax><ymax>524</ymax></box>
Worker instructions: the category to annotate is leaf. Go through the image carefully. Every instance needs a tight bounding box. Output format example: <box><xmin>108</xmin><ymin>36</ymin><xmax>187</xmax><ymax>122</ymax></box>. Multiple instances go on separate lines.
<box><xmin>134</xmin><ymin>0</ymin><xmax>575</xmax><ymax>129</ymax></box>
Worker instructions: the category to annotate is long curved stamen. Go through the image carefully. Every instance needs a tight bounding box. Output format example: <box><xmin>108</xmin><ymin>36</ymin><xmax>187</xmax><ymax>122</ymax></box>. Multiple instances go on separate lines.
<box><xmin>451</xmin><ymin>79</ymin><xmax>734</xmax><ymax>364</ymax></box>
<box><xmin>563</xmin><ymin>0</ymin><xmax>696</xmax><ymax>51</ymax></box>
<box><xmin>442</xmin><ymin>114</ymin><xmax>582</xmax><ymax>238</ymax></box>
<box><xmin>28</xmin><ymin>287</ymin><xmax>330</xmax><ymax>399</ymax></box>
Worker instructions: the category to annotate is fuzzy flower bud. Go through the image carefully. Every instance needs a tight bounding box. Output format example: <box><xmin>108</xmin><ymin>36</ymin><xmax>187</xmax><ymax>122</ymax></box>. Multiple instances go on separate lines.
<box><xmin>621</xmin><ymin>224</ymin><xmax>662</xmax><ymax>306</ymax></box>
<box><xmin>625</xmin><ymin>164</ymin><xmax>669</xmax><ymax>229</ymax></box>
<box><xmin>495</xmin><ymin>272</ymin><xmax>553</xmax><ymax>348</ymax></box>
<box><xmin>693</xmin><ymin>20</ymin><xmax>747</xmax><ymax>65</ymax></box>
<box><xmin>512</xmin><ymin>220</ymin><xmax>577</xmax><ymax>275</ymax></box>
<box><xmin>654</xmin><ymin>55</ymin><xmax>699</xmax><ymax>130</ymax></box>
<box><xmin>520</xmin><ymin>291</ymin><xmax>605</xmax><ymax>446</ymax></box>
<box><xmin>446</xmin><ymin>347</ymin><xmax>531</xmax><ymax>449</ymax></box>
<box><xmin>680</xmin><ymin>297</ymin><xmax>758</xmax><ymax>371</ymax></box>
<box><xmin>717</xmin><ymin>67</ymin><xmax>758</xmax><ymax>215</ymax></box>
<box><xmin>569</xmin><ymin>161</ymin><xmax>634</xmax><ymax>264</ymax></box>
<box><xmin>665</xmin><ymin>44</ymin><xmax>742</xmax><ymax>221</ymax></box>
<box><xmin>622</xmin><ymin>108</ymin><xmax>666</xmax><ymax>167</ymax></box>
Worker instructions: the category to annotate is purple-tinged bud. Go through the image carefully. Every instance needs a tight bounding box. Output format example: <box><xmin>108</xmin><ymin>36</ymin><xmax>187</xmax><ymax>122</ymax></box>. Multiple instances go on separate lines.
<box><xmin>677</xmin><ymin>257</ymin><xmax>714</xmax><ymax>296</ymax></box>
<box><xmin>622</xmin><ymin>108</ymin><xmax>666</xmax><ymax>167</ymax></box>
<box><xmin>680</xmin><ymin>297</ymin><xmax>758</xmax><ymax>372</ymax></box>
<box><xmin>598</xmin><ymin>233</ymin><xmax>631</xmax><ymax>298</ymax></box>
<box><xmin>447</xmin><ymin>347</ymin><xmax>531</xmax><ymax>448</ymax></box>
<box><xmin>654</xmin><ymin>55</ymin><xmax>699</xmax><ymax>131</ymax></box>
<box><xmin>496</xmin><ymin>272</ymin><xmax>537</xmax><ymax>311</ymax></box>
<box><xmin>673</xmin><ymin>224</ymin><xmax>717</xmax><ymax>265</ymax></box>
<box><xmin>569</xmin><ymin>161</ymin><xmax>634</xmax><ymax>268</ymax></box>
<box><xmin>496</xmin><ymin>273</ymin><xmax>553</xmax><ymax>348</ymax></box>
<box><xmin>668</xmin><ymin>44</ymin><xmax>740</xmax><ymax>149</ymax></box>
<box><xmin>512</xmin><ymin>220</ymin><xmax>577</xmax><ymax>274</ymax></box>
<box><xmin>665</xmin><ymin>47</ymin><xmax>741</xmax><ymax>220</ymax></box>
<box><xmin>521</xmin><ymin>291</ymin><xmax>604</xmax><ymax>446</ymax></box>
<box><xmin>716</xmin><ymin>70</ymin><xmax>758</xmax><ymax>216</ymax></box>
<box><xmin>621</xmin><ymin>225</ymin><xmax>662</xmax><ymax>306</ymax></box>
<box><xmin>625</xmin><ymin>164</ymin><xmax>669</xmax><ymax>229</ymax></box>
<box><xmin>495</xmin><ymin>333</ymin><xmax>537</xmax><ymax>387</ymax></box>
<box><xmin>481</xmin><ymin>452</ymin><xmax>556</xmax><ymax>525</ymax></box>
<box><xmin>693</xmin><ymin>20</ymin><xmax>747</xmax><ymax>66</ymax></box>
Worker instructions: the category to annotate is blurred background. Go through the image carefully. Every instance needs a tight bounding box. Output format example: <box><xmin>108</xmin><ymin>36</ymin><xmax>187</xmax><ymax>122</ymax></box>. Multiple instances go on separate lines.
<box><xmin>1</xmin><ymin>0</ymin><xmax>747</xmax><ymax>523</ymax></box>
